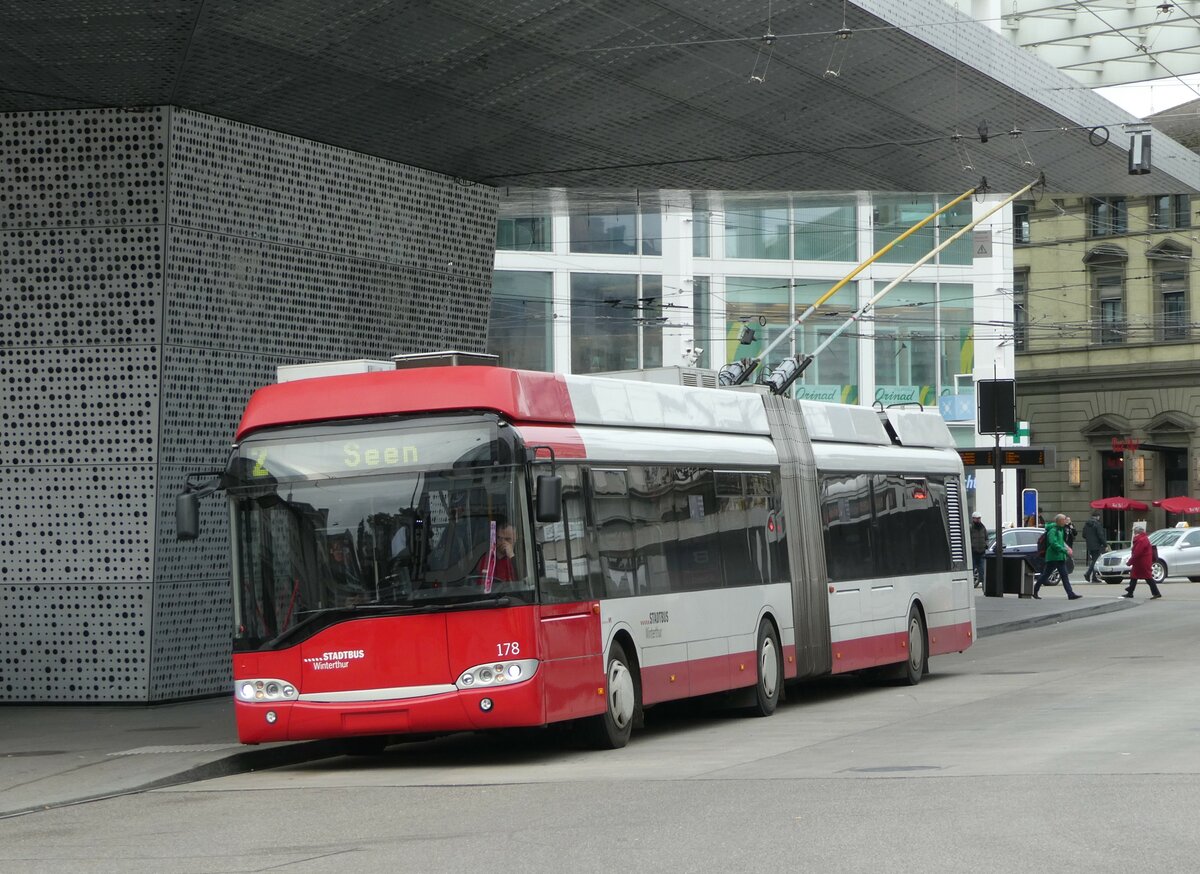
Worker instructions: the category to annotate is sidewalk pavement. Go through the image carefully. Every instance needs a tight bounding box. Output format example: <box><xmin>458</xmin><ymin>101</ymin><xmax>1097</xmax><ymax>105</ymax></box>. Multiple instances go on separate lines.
<box><xmin>0</xmin><ymin>583</ymin><xmax>1140</xmax><ymax>819</ymax></box>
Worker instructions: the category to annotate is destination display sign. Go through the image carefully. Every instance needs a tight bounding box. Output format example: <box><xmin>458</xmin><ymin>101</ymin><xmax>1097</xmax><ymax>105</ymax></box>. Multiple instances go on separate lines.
<box><xmin>957</xmin><ymin>446</ymin><xmax>1054</xmax><ymax>469</ymax></box>
<box><xmin>237</xmin><ymin>423</ymin><xmax>498</xmax><ymax>480</ymax></box>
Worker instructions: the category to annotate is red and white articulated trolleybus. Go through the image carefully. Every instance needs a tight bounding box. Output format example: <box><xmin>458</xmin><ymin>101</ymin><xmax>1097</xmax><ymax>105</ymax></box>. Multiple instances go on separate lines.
<box><xmin>178</xmin><ymin>352</ymin><xmax>974</xmax><ymax>750</ymax></box>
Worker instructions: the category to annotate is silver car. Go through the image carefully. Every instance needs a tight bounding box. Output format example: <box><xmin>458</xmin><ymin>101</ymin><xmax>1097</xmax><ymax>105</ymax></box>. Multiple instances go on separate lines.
<box><xmin>1095</xmin><ymin>527</ymin><xmax>1200</xmax><ymax>585</ymax></box>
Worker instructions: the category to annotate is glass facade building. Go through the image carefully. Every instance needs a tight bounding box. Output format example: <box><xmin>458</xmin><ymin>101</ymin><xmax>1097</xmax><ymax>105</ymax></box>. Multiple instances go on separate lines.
<box><xmin>490</xmin><ymin>190</ymin><xmax>1015</xmax><ymax>456</ymax></box>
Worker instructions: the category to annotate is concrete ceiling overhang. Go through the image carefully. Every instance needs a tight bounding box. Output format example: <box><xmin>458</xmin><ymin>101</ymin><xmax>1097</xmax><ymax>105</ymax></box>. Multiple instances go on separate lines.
<box><xmin>1</xmin><ymin>0</ymin><xmax>1197</xmax><ymax>194</ymax></box>
<box><xmin>999</xmin><ymin>0</ymin><xmax>1200</xmax><ymax>88</ymax></box>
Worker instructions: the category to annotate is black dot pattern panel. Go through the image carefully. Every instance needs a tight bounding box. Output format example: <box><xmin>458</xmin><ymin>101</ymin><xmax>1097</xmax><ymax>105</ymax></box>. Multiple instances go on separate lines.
<box><xmin>162</xmin><ymin>226</ymin><xmax>488</xmax><ymax>372</ymax></box>
<box><xmin>0</xmin><ymin>344</ymin><xmax>161</xmax><ymax>468</ymax></box>
<box><xmin>0</xmin><ymin>584</ymin><xmax>150</xmax><ymax>702</ymax></box>
<box><xmin>169</xmin><ymin>108</ymin><xmax>498</xmax><ymax>280</ymax></box>
<box><xmin>150</xmin><ymin>578</ymin><xmax>232</xmax><ymax>702</ymax></box>
<box><xmin>157</xmin><ymin>345</ymin><xmax>274</xmax><ymax>469</ymax></box>
<box><xmin>1</xmin><ymin>465</ymin><xmax>156</xmax><ymax>583</ymax></box>
<box><xmin>0</xmin><ymin>108</ymin><xmax>167</xmax><ymax>231</ymax></box>
<box><xmin>2</xmin><ymin>105</ymin><xmax>500</xmax><ymax>702</ymax></box>
<box><xmin>0</xmin><ymin>108</ymin><xmax>167</xmax><ymax>702</ymax></box>
<box><xmin>0</xmin><ymin>227</ymin><xmax>164</xmax><ymax>348</ymax></box>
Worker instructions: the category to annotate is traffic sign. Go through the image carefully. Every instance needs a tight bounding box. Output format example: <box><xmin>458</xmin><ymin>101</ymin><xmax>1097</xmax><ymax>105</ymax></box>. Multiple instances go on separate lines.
<box><xmin>977</xmin><ymin>379</ymin><xmax>1016</xmax><ymax>434</ymax></box>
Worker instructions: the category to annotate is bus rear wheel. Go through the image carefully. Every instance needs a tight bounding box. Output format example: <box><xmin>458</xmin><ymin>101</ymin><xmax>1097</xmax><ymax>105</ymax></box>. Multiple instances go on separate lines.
<box><xmin>901</xmin><ymin>607</ymin><xmax>928</xmax><ymax>686</ymax></box>
<box><xmin>751</xmin><ymin>619</ymin><xmax>781</xmax><ymax>717</ymax></box>
<box><xmin>585</xmin><ymin>640</ymin><xmax>637</xmax><ymax>749</ymax></box>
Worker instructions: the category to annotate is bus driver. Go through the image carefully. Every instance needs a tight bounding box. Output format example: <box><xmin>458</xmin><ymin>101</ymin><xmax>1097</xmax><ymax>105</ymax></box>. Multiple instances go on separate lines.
<box><xmin>475</xmin><ymin>516</ymin><xmax>519</xmax><ymax>584</ymax></box>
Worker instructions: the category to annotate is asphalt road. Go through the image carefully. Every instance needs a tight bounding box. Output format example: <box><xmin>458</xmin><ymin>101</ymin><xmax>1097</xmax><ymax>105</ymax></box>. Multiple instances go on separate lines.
<box><xmin>3</xmin><ymin>589</ymin><xmax>1199</xmax><ymax>874</ymax></box>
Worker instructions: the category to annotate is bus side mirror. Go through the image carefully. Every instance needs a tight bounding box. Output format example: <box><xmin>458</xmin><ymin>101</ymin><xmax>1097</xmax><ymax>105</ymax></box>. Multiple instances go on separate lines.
<box><xmin>535</xmin><ymin>474</ymin><xmax>563</xmax><ymax>523</ymax></box>
<box><xmin>177</xmin><ymin>492</ymin><xmax>201</xmax><ymax>541</ymax></box>
<box><xmin>176</xmin><ymin>473</ymin><xmax>224</xmax><ymax>541</ymax></box>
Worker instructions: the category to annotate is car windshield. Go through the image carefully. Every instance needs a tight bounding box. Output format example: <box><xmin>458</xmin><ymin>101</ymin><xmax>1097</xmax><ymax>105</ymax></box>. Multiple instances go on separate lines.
<box><xmin>1004</xmin><ymin>529</ymin><xmax>1041</xmax><ymax>547</ymax></box>
<box><xmin>228</xmin><ymin>418</ymin><xmax>533</xmax><ymax>649</ymax></box>
<box><xmin>1149</xmin><ymin>529</ymin><xmax>1183</xmax><ymax>546</ymax></box>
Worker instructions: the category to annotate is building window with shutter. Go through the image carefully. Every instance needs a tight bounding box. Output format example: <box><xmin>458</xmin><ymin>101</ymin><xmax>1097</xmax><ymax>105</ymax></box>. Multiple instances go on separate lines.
<box><xmin>1094</xmin><ymin>270</ymin><xmax>1125</xmax><ymax>344</ymax></box>
<box><xmin>1013</xmin><ymin>269</ymin><xmax>1028</xmax><ymax>351</ymax></box>
<box><xmin>1147</xmin><ymin>241</ymin><xmax>1191</xmax><ymax>342</ymax></box>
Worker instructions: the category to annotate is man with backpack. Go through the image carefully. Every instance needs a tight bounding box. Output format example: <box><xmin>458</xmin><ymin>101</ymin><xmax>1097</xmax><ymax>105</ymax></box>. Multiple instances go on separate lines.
<box><xmin>1034</xmin><ymin>513</ymin><xmax>1082</xmax><ymax>601</ymax></box>
<box><xmin>1082</xmin><ymin>511</ymin><xmax>1108</xmax><ymax>583</ymax></box>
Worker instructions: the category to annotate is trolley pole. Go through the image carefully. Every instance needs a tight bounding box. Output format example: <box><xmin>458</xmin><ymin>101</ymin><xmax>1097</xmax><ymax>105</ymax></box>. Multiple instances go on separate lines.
<box><xmin>990</xmin><ymin>427</ymin><xmax>1004</xmax><ymax>597</ymax></box>
<box><xmin>978</xmin><ymin>375</ymin><xmax>1016</xmax><ymax>598</ymax></box>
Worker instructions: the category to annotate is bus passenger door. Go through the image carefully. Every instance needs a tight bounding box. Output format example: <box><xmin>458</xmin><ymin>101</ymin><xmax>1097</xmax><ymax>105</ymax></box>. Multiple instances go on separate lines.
<box><xmin>535</xmin><ymin>467</ymin><xmax>604</xmax><ymax>722</ymax></box>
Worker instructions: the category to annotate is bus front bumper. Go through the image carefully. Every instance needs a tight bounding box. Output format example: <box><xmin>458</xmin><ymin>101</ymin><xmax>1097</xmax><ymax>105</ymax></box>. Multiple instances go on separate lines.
<box><xmin>235</xmin><ymin>675</ymin><xmax>547</xmax><ymax>744</ymax></box>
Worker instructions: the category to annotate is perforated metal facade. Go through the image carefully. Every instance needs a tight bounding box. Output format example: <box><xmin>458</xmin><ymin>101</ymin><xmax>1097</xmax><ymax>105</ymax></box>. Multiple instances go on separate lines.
<box><xmin>1</xmin><ymin>106</ymin><xmax>498</xmax><ymax>702</ymax></box>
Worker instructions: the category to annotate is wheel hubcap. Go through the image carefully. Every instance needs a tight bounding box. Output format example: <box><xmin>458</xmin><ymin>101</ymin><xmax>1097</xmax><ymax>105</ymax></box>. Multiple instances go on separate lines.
<box><xmin>909</xmin><ymin>617</ymin><xmax>924</xmax><ymax>672</ymax></box>
<box><xmin>760</xmin><ymin>637</ymin><xmax>779</xmax><ymax>699</ymax></box>
<box><xmin>608</xmin><ymin>661</ymin><xmax>635</xmax><ymax>729</ymax></box>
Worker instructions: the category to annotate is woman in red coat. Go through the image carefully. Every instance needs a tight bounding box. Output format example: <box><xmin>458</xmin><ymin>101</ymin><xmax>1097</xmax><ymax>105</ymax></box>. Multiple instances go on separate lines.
<box><xmin>1123</xmin><ymin>524</ymin><xmax>1162</xmax><ymax>599</ymax></box>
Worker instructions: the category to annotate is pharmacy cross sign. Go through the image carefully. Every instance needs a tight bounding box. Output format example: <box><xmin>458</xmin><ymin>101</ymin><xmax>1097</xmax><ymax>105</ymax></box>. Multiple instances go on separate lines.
<box><xmin>1011</xmin><ymin>420</ymin><xmax>1030</xmax><ymax>446</ymax></box>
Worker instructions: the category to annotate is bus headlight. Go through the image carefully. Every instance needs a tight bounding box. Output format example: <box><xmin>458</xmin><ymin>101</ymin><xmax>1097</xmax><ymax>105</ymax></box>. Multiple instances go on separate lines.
<box><xmin>456</xmin><ymin>659</ymin><xmax>538</xmax><ymax>690</ymax></box>
<box><xmin>234</xmin><ymin>679</ymin><xmax>299</xmax><ymax>702</ymax></box>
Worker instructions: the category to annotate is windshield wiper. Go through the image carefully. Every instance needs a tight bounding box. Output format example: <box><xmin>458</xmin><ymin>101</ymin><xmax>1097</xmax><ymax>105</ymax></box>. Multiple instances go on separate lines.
<box><xmin>295</xmin><ymin>604</ymin><xmax>421</xmax><ymax>617</ymax></box>
<box><xmin>268</xmin><ymin>604</ymin><xmax>428</xmax><ymax>648</ymax></box>
<box><xmin>267</xmin><ymin>597</ymin><xmax>521</xmax><ymax>648</ymax></box>
<box><xmin>447</xmin><ymin>595</ymin><xmax>513</xmax><ymax>610</ymax></box>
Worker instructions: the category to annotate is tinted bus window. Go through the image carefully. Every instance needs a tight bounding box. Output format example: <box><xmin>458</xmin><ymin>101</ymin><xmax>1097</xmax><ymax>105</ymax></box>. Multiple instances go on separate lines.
<box><xmin>872</xmin><ymin>475</ymin><xmax>953</xmax><ymax>575</ymax></box>
<box><xmin>628</xmin><ymin>465</ymin><xmax>676</xmax><ymax>595</ymax></box>
<box><xmin>716</xmin><ymin>471</ymin><xmax>752</xmax><ymax>586</ymax></box>
<box><xmin>821</xmin><ymin>473</ymin><xmax>956</xmax><ymax>581</ymax></box>
<box><xmin>821</xmin><ymin>473</ymin><xmax>875</xmax><ymax>581</ymax></box>
<box><xmin>670</xmin><ymin>467</ymin><xmax>722</xmax><ymax>591</ymax></box>
<box><xmin>591</xmin><ymin>468</ymin><xmax>637</xmax><ymax>598</ymax></box>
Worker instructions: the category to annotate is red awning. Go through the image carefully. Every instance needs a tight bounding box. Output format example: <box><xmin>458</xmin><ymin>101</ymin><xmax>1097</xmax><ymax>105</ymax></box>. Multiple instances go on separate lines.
<box><xmin>1090</xmin><ymin>496</ymin><xmax>1149</xmax><ymax>511</ymax></box>
<box><xmin>1152</xmin><ymin>496</ymin><xmax>1200</xmax><ymax>514</ymax></box>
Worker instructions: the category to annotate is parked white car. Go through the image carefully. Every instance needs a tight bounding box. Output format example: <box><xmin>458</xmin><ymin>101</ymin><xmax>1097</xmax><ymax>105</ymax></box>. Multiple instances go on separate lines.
<box><xmin>1094</xmin><ymin>527</ymin><xmax>1200</xmax><ymax>585</ymax></box>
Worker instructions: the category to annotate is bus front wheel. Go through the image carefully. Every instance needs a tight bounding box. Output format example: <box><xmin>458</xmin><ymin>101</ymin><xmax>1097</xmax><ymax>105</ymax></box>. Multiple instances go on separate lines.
<box><xmin>585</xmin><ymin>641</ymin><xmax>637</xmax><ymax>749</ymax></box>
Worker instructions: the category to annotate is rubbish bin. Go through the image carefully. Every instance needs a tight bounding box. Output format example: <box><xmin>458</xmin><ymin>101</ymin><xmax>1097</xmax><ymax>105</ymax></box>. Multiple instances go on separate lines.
<box><xmin>1001</xmin><ymin>555</ymin><xmax>1035</xmax><ymax>597</ymax></box>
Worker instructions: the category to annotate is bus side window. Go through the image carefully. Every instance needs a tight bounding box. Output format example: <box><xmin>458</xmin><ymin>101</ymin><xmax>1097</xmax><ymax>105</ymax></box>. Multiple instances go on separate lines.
<box><xmin>821</xmin><ymin>473</ymin><xmax>875</xmax><ymax>581</ymax></box>
<box><xmin>537</xmin><ymin>465</ymin><xmax>594</xmax><ymax>603</ymax></box>
<box><xmin>746</xmin><ymin>471</ymin><xmax>785</xmax><ymax>584</ymax></box>
<box><xmin>715</xmin><ymin>471</ymin><xmax>751</xmax><ymax>587</ymax></box>
<box><xmin>589</xmin><ymin>468</ymin><xmax>636</xmax><ymax>599</ymax></box>
<box><xmin>669</xmin><ymin>467</ymin><xmax>721</xmax><ymax>591</ymax></box>
<box><xmin>627</xmin><ymin>465</ymin><xmax>675</xmax><ymax>595</ymax></box>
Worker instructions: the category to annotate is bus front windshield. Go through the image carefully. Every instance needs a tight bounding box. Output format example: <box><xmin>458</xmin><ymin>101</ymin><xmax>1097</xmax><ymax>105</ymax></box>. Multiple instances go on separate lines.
<box><xmin>228</xmin><ymin>420</ymin><xmax>532</xmax><ymax>649</ymax></box>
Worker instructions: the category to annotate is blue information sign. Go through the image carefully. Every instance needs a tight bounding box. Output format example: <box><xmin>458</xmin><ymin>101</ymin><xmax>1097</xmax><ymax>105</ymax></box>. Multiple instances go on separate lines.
<box><xmin>1021</xmin><ymin>488</ymin><xmax>1038</xmax><ymax>522</ymax></box>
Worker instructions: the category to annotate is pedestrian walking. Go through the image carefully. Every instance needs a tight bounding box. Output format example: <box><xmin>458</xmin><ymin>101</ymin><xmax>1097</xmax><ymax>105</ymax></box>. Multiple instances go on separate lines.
<box><xmin>1034</xmin><ymin>513</ymin><xmax>1081</xmax><ymax>600</ymax></box>
<box><xmin>1063</xmin><ymin>515</ymin><xmax>1078</xmax><ymax>576</ymax></box>
<box><xmin>1123</xmin><ymin>523</ymin><xmax>1162</xmax><ymax>600</ymax></box>
<box><xmin>969</xmin><ymin>511</ymin><xmax>988</xmax><ymax>589</ymax></box>
<box><xmin>1082</xmin><ymin>511</ymin><xmax>1107</xmax><ymax>583</ymax></box>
